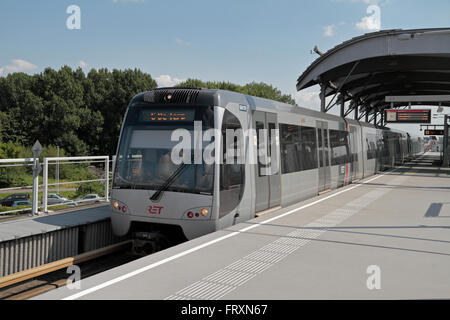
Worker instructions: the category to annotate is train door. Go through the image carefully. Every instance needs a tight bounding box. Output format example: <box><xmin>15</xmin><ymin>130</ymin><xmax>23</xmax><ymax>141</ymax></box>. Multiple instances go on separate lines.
<box><xmin>349</xmin><ymin>126</ymin><xmax>358</xmax><ymax>181</ymax></box>
<box><xmin>254</xmin><ymin>111</ymin><xmax>281</xmax><ymax>212</ymax></box>
<box><xmin>317</xmin><ymin>121</ymin><xmax>331</xmax><ymax>192</ymax></box>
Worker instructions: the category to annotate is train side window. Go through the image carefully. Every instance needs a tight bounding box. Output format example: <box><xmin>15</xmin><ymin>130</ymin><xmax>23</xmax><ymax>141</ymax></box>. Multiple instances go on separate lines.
<box><xmin>280</xmin><ymin>124</ymin><xmax>301</xmax><ymax>174</ymax></box>
<box><xmin>280</xmin><ymin>124</ymin><xmax>317</xmax><ymax>173</ymax></box>
<box><xmin>300</xmin><ymin>126</ymin><xmax>318</xmax><ymax>170</ymax></box>
<box><xmin>324</xmin><ymin>129</ymin><xmax>330</xmax><ymax>167</ymax></box>
<box><xmin>330</xmin><ymin>129</ymin><xmax>350</xmax><ymax>166</ymax></box>
<box><xmin>349</xmin><ymin>126</ymin><xmax>358</xmax><ymax>162</ymax></box>
<box><xmin>219</xmin><ymin>110</ymin><xmax>245</xmax><ymax>218</ymax></box>
<box><xmin>366</xmin><ymin>133</ymin><xmax>377</xmax><ymax>160</ymax></box>
<box><xmin>255</xmin><ymin>121</ymin><xmax>266</xmax><ymax>177</ymax></box>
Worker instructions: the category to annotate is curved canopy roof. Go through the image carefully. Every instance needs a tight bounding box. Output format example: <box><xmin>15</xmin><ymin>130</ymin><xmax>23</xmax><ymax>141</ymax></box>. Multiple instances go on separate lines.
<box><xmin>296</xmin><ymin>28</ymin><xmax>450</xmax><ymax>111</ymax></box>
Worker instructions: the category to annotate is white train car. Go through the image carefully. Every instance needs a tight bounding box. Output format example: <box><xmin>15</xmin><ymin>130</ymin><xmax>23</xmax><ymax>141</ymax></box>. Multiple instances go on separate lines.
<box><xmin>110</xmin><ymin>88</ymin><xmax>423</xmax><ymax>252</ymax></box>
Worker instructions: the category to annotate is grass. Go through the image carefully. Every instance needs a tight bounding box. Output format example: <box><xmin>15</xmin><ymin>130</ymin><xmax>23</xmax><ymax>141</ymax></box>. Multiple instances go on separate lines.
<box><xmin>0</xmin><ymin>204</ymin><xmax>33</xmax><ymax>215</ymax></box>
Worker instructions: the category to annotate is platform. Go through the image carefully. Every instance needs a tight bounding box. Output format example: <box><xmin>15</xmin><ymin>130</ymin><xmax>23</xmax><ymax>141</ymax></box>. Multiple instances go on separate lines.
<box><xmin>35</xmin><ymin>152</ymin><xmax>450</xmax><ymax>300</ymax></box>
<box><xmin>0</xmin><ymin>205</ymin><xmax>110</xmax><ymax>242</ymax></box>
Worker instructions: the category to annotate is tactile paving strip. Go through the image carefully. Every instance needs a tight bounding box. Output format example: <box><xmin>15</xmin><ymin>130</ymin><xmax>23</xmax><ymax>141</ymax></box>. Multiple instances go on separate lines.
<box><xmin>165</xmin><ymin>183</ymin><xmax>393</xmax><ymax>300</ymax></box>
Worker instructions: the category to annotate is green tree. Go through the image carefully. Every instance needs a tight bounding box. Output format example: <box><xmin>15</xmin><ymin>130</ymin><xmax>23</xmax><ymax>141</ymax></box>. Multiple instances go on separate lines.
<box><xmin>0</xmin><ymin>67</ymin><xmax>294</xmax><ymax>159</ymax></box>
<box><xmin>0</xmin><ymin>67</ymin><xmax>157</xmax><ymax>156</ymax></box>
<box><xmin>85</xmin><ymin>68</ymin><xmax>157</xmax><ymax>155</ymax></box>
<box><xmin>0</xmin><ymin>142</ymin><xmax>30</xmax><ymax>188</ymax></box>
<box><xmin>177</xmin><ymin>79</ymin><xmax>295</xmax><ymax>104</ymax></box>
<box><xmin>242</xmin><ymin>82</ymin><xmax>295</xmax><ymax>104</ymax></box>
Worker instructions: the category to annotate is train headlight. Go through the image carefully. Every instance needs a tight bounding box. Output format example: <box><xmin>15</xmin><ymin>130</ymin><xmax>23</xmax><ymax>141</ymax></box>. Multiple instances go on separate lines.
<box><xmin>113</xmin><ymin>201</ymin><xmax>119</xmax><ymax>209</ymax></box>
<box><xmin>200</xmin><ymin>208</ymin><xmax>209</xmax><ymax>216</ymax></box>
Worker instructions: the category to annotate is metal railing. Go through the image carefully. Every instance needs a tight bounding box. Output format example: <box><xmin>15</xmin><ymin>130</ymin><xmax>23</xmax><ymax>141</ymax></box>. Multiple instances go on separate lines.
<box><xmin>0</xmin><ymin>158</ymin><xmax>35</xmax><ymax>215</ymax></box>
<box><xmin>0</xmin><ymin>156</ymin><xmax>114</xmax><ymax>216</ymax></box>
<box><xmin>42</xmin><ymin>156</ymin><xmax>110</xmax><ymax>213</ymax></box>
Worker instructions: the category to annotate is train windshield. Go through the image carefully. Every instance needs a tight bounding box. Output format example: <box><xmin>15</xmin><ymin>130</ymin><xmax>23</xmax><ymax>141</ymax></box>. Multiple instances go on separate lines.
<box><xmin>113</xmin><ymin>105</ymin><xmax>215</xmax><ymax>195</ymax></box>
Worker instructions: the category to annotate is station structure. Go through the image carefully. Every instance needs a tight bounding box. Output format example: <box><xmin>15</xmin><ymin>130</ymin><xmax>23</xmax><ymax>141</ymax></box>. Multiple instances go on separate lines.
<box><xmin>0</xmin><ymin>28</ymin><xmax>449</xmax><ymax>300</ymax></box>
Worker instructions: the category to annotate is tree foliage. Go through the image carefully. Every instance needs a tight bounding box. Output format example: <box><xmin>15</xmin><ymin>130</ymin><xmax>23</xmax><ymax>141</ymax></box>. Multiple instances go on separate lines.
<box><xmin>177</xmin><ymin>79</ymin><xmax>295</xmax><ymax>105</ymax></box>
<box><xmin>0</xmin><ymin>68</ymin><xmax>295</xmax><ymax>158</ymax></box>
<box><xmin>0</xmin><ymin>67</ymin><xmax>157</xmax><ymax>156</ymax></box>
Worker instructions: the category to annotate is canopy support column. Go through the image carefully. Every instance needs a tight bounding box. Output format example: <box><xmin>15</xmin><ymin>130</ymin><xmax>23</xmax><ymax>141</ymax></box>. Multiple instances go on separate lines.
<box><xmin>320</xmin><ymin>83</ymin><xmax>326</xmax><ymax>113</ymax></box>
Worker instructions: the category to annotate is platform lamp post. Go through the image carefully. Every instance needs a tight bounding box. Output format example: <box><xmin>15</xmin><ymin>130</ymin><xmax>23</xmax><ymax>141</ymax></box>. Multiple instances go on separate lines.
<box><xmin>56</xmin><ymin>146</ymin><xmax>60</xmax><ymax>194</ymax></box>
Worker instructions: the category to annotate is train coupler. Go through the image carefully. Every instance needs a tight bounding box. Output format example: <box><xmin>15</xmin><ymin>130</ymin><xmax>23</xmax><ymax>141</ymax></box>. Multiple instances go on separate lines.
<box><xmin>132</xmin><ymin>231</ymin><xmax>169</xmax><ymax>255</ymax></box>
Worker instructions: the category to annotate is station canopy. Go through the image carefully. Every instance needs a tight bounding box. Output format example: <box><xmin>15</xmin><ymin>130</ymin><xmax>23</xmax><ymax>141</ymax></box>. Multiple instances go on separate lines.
<box><xmin>296</xmin><ymin>28</ymin><xmax>450</xmax><ymax>122</ymax></box>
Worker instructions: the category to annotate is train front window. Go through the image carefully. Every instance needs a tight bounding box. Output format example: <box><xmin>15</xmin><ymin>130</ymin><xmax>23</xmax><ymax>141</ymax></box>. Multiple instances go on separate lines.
<box><xmin>113</xmin><ymin>105</ymin><xmax>215</xmax><ymax>195</ymax></box>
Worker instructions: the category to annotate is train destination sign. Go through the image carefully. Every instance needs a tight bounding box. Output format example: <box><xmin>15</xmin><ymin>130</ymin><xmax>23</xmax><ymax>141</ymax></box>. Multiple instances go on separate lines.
<box><xmin>424</xmin><ymin>129</ymin><xmax>444</xmax><ymax>136</ymax></box>
<box><xmin>139</xmin><ymin>109</ymin><xmax>195</xmax><ymax>122</ymax></box>
<box><xmin>385</xmin><ymin>109</ymin><xmax>431</xmax><ymax>123</ymax></box>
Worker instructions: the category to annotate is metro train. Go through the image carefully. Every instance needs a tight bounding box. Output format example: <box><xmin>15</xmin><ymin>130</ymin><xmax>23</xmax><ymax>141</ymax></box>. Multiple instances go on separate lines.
<box><xmin>110</xmin><ymin>88</ymin><xmax>423</xmax><ymax>251</ymax></box>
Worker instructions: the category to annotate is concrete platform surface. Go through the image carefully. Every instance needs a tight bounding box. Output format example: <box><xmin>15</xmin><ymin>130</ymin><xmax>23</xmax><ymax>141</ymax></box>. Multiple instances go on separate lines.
<box><xmin>34</xmin><ymin>153</ymin><xmax>450</xmax><ymax>300</ymax></box>
<box><xmin>0</xmin><ymin>205</ymin><xmax>110</xmax><ymax>242</ymax></box>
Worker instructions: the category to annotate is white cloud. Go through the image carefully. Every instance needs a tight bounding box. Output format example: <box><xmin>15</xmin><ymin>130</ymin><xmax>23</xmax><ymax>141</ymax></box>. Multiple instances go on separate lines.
<box><xmin>175</xmin><ymin>38</ymin><xmax>191</xmax><ymax>46</ymax></box>
<box><xmin>356</xmin><ymin>4</ymin><xmax>381</xmax><ymax>31</ymax></box>
<box><xmin>4</xmin><ymin>59</ymin><xmax>37</xmax><ymax>73</ymax></box>
<box><xmin>78</xmin><ymin>60</ymin><xmax>88</xmax><ymax>68</ymax></box>
<box><xmin>0</xmin><ymin>68</ymin><xmax>3</xmax><ymax>76</ymax></box>
<box><xmin>156</xmin><ymin>75</ymin><xmax>186</xmax><ymax>88</ymax></box>
<box><xmin>294</xmin><ymin>89</ymin><xmax>321</xmax><ymax>109</ymax></box>
<box><xmin>323</xmin><ymin>24</ymin><xmax>336</xmax><ymax>37</ymax></box>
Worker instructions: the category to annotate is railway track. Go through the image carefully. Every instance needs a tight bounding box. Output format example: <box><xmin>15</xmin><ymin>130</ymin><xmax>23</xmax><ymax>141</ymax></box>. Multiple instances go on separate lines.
<box><xmin>0</xmin><ymin>240</ymin><xmax>136</xmax><ymax>300</ymax></box>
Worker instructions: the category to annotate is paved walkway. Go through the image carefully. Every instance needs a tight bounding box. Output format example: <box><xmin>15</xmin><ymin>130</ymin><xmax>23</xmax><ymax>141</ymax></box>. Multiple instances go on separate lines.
<box><xmin>35</xmin><ymin>153</ymin><xmax>450</xmax><ymax>300</ymax></box>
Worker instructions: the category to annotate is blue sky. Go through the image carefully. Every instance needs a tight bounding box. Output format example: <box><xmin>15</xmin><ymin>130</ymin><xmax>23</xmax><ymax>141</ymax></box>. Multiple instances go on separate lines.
<box><xmin>0</xmin><ymin>0</ymin><xmax>449</xmax><ymax>134</ymax></box>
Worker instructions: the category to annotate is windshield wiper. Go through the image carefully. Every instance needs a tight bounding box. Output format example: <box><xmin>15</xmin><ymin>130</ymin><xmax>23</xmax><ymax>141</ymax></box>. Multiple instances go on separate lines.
<box><xmin>150</xmin><ymin>163</ymin><xmax>189</xmax><ymax>202</ymax></box>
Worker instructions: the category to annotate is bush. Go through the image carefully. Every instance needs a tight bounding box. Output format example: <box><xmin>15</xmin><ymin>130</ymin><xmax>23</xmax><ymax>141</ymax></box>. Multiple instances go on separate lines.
<box><xmin>0</xmin><ymin>142</ymin><xmax>101</xmax><ymax>189</ymax></box>
<box><xmin>0</xmin><ymin>141</ymin><xmax>32</xmax><ymax>188</ymax></box>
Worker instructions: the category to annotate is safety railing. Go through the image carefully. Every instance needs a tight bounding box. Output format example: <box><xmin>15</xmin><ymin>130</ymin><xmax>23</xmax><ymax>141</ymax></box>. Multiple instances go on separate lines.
<box><xmin>0</xmin><ymin>156</ymin><xmax>115</xmax><ymax>216</ymax></box>
<box><xmin>42</xmin><ymin>156</ymin><xmax>110</xmax><ymax>213</ymax></box>
<box><xmin>0</xmin><ymin>158</ymin><xmax>35</xmax><ymax>215</ymax></box>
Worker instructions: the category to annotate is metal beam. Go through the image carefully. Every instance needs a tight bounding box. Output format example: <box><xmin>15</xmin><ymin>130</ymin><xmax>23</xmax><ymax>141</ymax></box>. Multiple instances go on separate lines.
<box><xmin>340</xmin><ymin>92</ymin><xmax>345</xmax><ymax>118</ymax></box>
<box><xmin>320</xmin><ymin>83</ymin><xmax>326</xmax><ymax>113</ymax></box>
<box><xmin>386</xmin><ymin>95</ymin><xmax>450</xmax><ymax>103</ymax></box>
<box><xmin>344</xmin><ymin>100</ymin><xmax>356</xmax><ymax>117</ymax></box>
<box><xmin>324</xmin><ymin>61</ymin><xmax>360</xmax><ymax>113</ymax></box>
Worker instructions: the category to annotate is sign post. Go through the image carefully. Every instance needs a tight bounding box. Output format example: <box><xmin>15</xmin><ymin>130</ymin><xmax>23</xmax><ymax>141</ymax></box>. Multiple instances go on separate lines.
<box><xmin>31</xmin><ymin>141</ymin><xmax>43</xmax><ymax>216</ymax></box>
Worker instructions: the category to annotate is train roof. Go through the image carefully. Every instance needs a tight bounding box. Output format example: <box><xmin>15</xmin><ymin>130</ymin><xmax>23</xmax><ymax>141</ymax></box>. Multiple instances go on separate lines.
<box><xmin>131</xmin><ymin>88</ymin><xmax>412</xmax><ymax>136</ymax></box>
